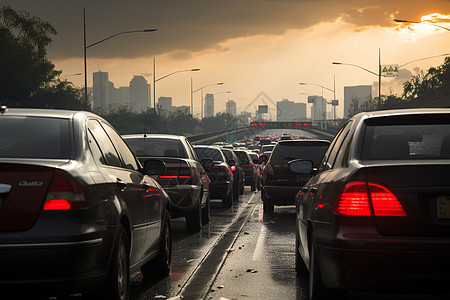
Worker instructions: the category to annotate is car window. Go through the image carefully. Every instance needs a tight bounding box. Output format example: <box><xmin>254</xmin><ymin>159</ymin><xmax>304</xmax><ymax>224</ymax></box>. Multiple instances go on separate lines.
<box><xmin>362</xmin><ymin>123</ymin><xmax>450</xmax><ymax>160</ymax></box>
<box><xmin>102</xmin><ymin>123</ymin><xmax>139</xmax><ymax>171</ymax></box>
<box><xmin>88</xmin><ymin>120</ymin><xmax>122</xmax><ymax>168</ymax></box>
<box><xmin>124</xmin><ymin>137</ymin><xmax>187</xmax><ymax>158</ymax></box>
<box><xmin>185</xmin><ymin>139</ymin><xmax>199</xmax><ymax>161</ymax></box>
<box><xmin>88</xmin><ymin>130</ymin><xmax>107</xmax><ymax>165</ymax></box>
<box><xmin>0</xmin><ymin>116</ymin><xmax>71</xmax><ymax>159</ymax></box>
<box><xmin>270</xmin><ymin>141</ymin><xmax>329</xmax><ymax>168</ymax></box>
<box><xmin>195</xmin><ymin>147</ymin><xmax>224</xmax><ymax>162</ymax></box>
<box><xmin>221</xmin><ymin>149</ymin><xmax>233</xmax><ymax>161</ymax></box>
<box><xmin>234</xmin><ymin>150</ymin><xmax>250</xmax><ymax>164</ymax></box>
<box><xmin>317</xmin><ymin>123</ymin><xmax>348</xmax><ymax>172</ymax></box>
<box><xmin>325</xmin><ymin>121</ymin><xmax>353</xmax><ymax>169</ymax></box>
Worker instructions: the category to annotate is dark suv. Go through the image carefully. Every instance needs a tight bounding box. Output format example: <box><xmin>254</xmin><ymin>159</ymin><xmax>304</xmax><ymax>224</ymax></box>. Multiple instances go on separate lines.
<box><xmin>261</xmin><ymin>139</ymin><xmax>330</xmax><ymax>213</ymax></box>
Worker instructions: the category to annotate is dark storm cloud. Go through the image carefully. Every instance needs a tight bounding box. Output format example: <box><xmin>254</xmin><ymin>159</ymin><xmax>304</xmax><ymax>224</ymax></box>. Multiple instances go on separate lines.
<box><xmin>2</xmin><ymin>0</ymin><xmax>449</xmax><ymax>60</ymax></box>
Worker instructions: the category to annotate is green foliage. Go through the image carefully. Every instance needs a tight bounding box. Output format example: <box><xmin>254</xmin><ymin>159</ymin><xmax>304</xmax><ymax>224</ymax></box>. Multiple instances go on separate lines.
<box><xmin>0</xmin><ymin>6</ymin><xmax>85</xmax><ymax>109</ymax></box>
<box><xmin>402</xmin><ymin>57</ymin><xmax>450</xmax><ymax>100</ymax></box>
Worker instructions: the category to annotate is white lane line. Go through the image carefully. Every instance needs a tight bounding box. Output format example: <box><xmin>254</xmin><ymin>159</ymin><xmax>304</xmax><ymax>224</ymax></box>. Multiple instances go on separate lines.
<box><xmin>252</xmin><ymin>224</ymin><xmax>266</xmax><ymax>261</ymax></box>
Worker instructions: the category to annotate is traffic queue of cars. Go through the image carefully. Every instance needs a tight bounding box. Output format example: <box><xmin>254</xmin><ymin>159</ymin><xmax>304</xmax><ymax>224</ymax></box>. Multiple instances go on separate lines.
<box><xmin>2</xmin><ymin>106</ymin><xmax>450</xmax><ymax>299</ymax></box>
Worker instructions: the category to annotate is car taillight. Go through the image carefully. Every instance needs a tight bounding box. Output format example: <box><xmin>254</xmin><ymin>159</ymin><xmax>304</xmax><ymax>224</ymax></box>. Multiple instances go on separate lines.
<box><xmin>208</xmin><ymin>165</ymin><xmax>231</xmax><ymax>175</ymax></box>
<box><xmin>159</xmin><ymin>167</ymin><xmax>193</xmax><ymax>179</ymax></box>
<box><xmin>230</xmin><ymin>165</ymin><xmax>236</xmax><ymax>172</ymax></box>
<box><xmin>43</xmin><ymin>171</ymin><xmax>87</xmax><ymax>210</ymax></box>
<box><xmin>335</xmin><ymin>182</ymin><xmax>406</xmax><ymax>217</ymax></box>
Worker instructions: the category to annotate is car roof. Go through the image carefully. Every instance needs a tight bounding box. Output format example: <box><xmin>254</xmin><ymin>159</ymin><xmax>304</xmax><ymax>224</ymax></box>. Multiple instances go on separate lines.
<box><xmin>0</xmin><ymin>108</ymin><xmax>89</xmax><ymax>119</ymax></box>
<box><xmin>122</xmin><ymin>133</ymin><xmax>185</xmax><ymax>140</ymax></box>
<box><xmin>356</xmin><ymin>108</ymin><xmax>450</xmax><ymax>119</ymax></box>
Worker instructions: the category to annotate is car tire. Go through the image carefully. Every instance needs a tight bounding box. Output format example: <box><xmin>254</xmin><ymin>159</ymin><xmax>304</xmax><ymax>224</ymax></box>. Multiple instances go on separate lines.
<box><xmin>186</xmin><ymin>199</ymin><xmax>202</xmax><ymax>232</ymax></box>
<box><xmin>86</xmin><ymin>224</ymin><xmax>130</xmax><ymax>300</ymax></box>
<box><xmin>222</xmin><ymin>188</ymin><xmax>233</xmax><ymax>208</ymax></box>
<box><xmin>141</xmin><ymin>210</ymin><xmax>172</xmax><ymax>278</ymax></box>
<box><xmin>250</xmin><ymin>176</ymin><xmax>256</xmax><ymax>191</ymax></box>
<box><xmin>262</xmin><ymin>191</ymin><xmax>274</xmax><ymax>214</ymax></box>
<box><xmin>309</xmin><ymin>244</ymin><xmax>345</xmax><ymax>300</ymax></box>
<box><xmin>201</xmin><ymin>194</ymin><xmax>211</xmax><ymax>225</ymax></box>
<box><xmin>295</xmin><ymin>228</ymin><xmax>308</xmax><ymax>275</ymax></box>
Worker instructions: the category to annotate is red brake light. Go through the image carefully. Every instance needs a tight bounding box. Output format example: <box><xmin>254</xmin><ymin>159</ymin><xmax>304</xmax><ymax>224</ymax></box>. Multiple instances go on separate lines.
<box><xmin>44</xmin><ymin>171</ymin><xmax>87</xmax><ymax>210</ymax></box>
<box><xmin>336</xmin><ymin>182</ymin><xmax>371</xmax><ymax>216</ymax></box>
<box><xmin>335</xmin><ymin>182</ymin><xmax>406</xmax><ymax>217</ymax></box>
<box><xmin>230</xmin><ymin>165</ymin><xmax>236</xmax><ymax>172</ymax></box>
<box><xmin>159</xmin><ymin>167</ymin><xmax>193</xmax><ymax>179</ymax></box>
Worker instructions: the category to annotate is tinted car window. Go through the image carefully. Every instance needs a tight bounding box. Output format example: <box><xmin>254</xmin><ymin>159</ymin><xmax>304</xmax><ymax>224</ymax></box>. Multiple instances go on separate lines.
<box><xmin>195</xmin><ymin>147</ymin><xmax>224</xmax><ymax>162</ymax></box>
<box><xmin>125</xmin><ymin>138</ymin><xmax>187</xmax><ymax>158</ymax></box>
<box><xmin>88</xmin><ymin>130</ymin><xmax>107</xmax><ymax>165</ymax></box>
<box><xmin>88</xmin><ymin>120</ymin><xmax>122</xmax><ymax>168</ymax></box>
<box><xmin>233</xmin><ymin>150</ymin><xmax>250</xmax><ymax>164</ymax></box>
<box><xmin>0</xmin><ymin>116</ymin><xmax>71</xmax><ymax>159</ymax></box>
<box><xmin>102</xmin><ymin>123</ymin><xmax>139</xmax><ymax>171</ymax></box>
<box><xmin>362</xmin><ymin>123</ymin><xmax>450</xmax><ymax>160</ymax></box>
<box><xmin>271</xmin><ymin>141</ymin><xmax>329</xmax><ymax>167</ymax></box>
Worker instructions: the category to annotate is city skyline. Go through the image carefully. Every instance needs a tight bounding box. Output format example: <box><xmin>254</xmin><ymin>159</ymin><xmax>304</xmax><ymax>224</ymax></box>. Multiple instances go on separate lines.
<box><xmin>3</xmin><ymin>1</ymin><xmax>450</xmax><ymax>118</ymax></box>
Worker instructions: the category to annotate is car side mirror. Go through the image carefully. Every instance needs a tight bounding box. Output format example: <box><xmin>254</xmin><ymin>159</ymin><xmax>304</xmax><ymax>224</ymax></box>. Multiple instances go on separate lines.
<box><xmin>228</xmin><ymin>159</ymin><xmax>236</xmax><ymax>166</ymax></box>
<box><xmin>143</xmin><ymin>159</ymin><xmax>166</xmax><ymax>175</ymax></box>
<box><xmin>289</xmin><ymin>159</ymin><xmax>314</xmax><ymax>174</ymax></box>
<box><xmin>201</xmin><ymin>158</ymin><xmax>214</xmax><ymax>169</ymax></box>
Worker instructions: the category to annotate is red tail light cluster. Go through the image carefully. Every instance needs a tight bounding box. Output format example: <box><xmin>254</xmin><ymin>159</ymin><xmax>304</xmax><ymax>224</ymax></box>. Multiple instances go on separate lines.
<box><xmin>335</xmin><ymin>182</ymin><xmax>407</xmax><ymax>217</ymax></box>
<box><xmin>208</xmin><ymin>165</ymin><xmax>231</xmax><ymax>176</ymax></box>
<box><xmin>159</xmin><ymin>167</ymin><xmax>193</xmax><ymax>179</ymax></box>
<box><xmin>43</xmin><ymin>171</ymin><xmax>87</xmax><ymax>210</ymax></box>
<box><xmin>230</xmin><ymin>165</ymin><xmax>237</xmax><ymax>172</ymax></box>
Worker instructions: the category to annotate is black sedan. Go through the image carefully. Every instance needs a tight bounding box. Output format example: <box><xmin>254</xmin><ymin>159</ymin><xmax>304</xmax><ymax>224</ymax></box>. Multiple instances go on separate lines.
<box><xmin>0</xmin><ymin>108</ymin><xmax>171</xmax><ymax>300</ymax></box>
<box><xmin>290</xmin><ymin>108</ymin><xmax>450</xmax><ymax>299</ymax></box>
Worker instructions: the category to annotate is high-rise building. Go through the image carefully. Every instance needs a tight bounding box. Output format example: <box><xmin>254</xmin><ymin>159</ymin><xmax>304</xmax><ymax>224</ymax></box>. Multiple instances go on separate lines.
<box><xmin>158</xmin><ymin>97</ymin><xmax>173</xmax><ymax>113</ymax></box>
<box><xmin>93</xmin><ymin>71</ymin><xmax>111</xmax><ymax>112</ymax></box>
<box><xmin>226</xmin><ymin>100</ymin><xmax>237</xmax><ymax>116</ymax></box>
<box><xmin>204</xmin><ymin>93</ymin><xmax>214</xmax><ymax>118</ymax></box>
<box><xmin>308</xmin><ymin>96</ymin><xmax>327</xmax><ymax>121</ymax></box>
<box><xmin>129</xmin><ymin>76</ymin><xmax>150</xmax><ymax>112</ymax></box>
<box><xmin>276</xmin><ymin>99</ymin><xmax>307</xmax><ymax>121</ymax></box>
<box><xmin>344</xmin><ymin>85</ymin><xmax>372</xmax><ymax>118</ymax></box>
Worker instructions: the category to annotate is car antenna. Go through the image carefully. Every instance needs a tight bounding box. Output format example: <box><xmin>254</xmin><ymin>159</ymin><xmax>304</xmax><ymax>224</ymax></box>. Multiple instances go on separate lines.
<box><xmin>143</xmin><ymin>126</ymin><xmax>147</xmax><ymax>138</ymax></box>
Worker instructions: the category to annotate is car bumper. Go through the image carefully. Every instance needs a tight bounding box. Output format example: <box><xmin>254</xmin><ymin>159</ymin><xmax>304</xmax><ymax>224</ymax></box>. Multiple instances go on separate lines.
<box><xmin>209</xmin><ymin>181</ymin><xmax>232</xmax><ymax>199</ymax></box>
<box><xmin>263</xmin><ymin>185</ymin><xmax>300</xmax><ymax>205</ymax></box>
<box><xmin>164</xmin><ymin>185</ymin><xmax>202</xmax><ymax>211</ymax></box>
<box><xmin>313</xmin><ymin>220</ymin><xmax>450</xmax><ymax>290</ymax></box>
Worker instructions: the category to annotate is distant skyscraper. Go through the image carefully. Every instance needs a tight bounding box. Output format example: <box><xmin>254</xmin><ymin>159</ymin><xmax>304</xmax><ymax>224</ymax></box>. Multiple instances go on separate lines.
<box><xmin>204</xmin><ymin>93</ymin><xmax>214</xmax><ymax>118</ymax></box>
<box><xmin>308</xmin><ymin>96</ymin><xmax>327</xmax><ymax>121</ymax></box>
<box><xmin>158</xmin><ymin>96</ymin><xmax>173</xmax><ymax>113</ymax></box>
<box><xmin>226</xmin><ymin>100</ymin><xmax>237</xmax><ymax>116</ymax></box>
<box><xmin>93</xmin><ymin>71</ymin><xmax>110</xmax><ymax>112</ymax></box>
<box><xmin>129</xmin><ymin>76</ymin><xmax>150</xmax><ymax>112</ymax></box>
<box><xmin>344</xmin><ymin>85</ymin><xmax>372</xmax><ymax>118</ymax></box>
<box><xmin>276</xmin><ymin>99</ymin><xmax>306</xmax><ymax>121</ymax></box>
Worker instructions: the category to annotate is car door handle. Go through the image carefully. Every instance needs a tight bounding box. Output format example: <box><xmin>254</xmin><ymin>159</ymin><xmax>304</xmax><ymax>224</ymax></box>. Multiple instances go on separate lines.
<box><xmin>116</xmin><ymin>179</ymin><xmax>127</xmax><ymax>191</ymax></box>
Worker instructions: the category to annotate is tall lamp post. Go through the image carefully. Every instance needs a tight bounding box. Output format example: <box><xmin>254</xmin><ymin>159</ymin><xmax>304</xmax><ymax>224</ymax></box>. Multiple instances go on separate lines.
<box><xmin>191</xmin><ymin>82</ymin><xmax>224</xmax><ymax>119</ymax></box>
<box><xmin>299</xmin><ymin>77</ymin><xmax>337</xmax><ymax>123</ymax></box>
<box><xmin>333</xmin><ymin>49</ymin><xmax>382</xmax><ymax>110</ymax></box>
<box><xmin>83</xmin><ymin>8</ymin><xmax>157</xmax><ymax>106</ymax></box>
<box><xmin>152</xmin><ymin>64</ymin><xmax>200</xmax><ymax>113</ymax></box>
<box><xmin>394</xmin><ymin>18</ymin><xmax>450</xmax><ymax>32</ymax></box>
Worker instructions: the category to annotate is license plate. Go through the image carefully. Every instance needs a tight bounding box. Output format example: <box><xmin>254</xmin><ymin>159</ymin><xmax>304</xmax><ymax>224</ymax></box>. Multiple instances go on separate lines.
<box><xmin>437</xmin><ymin>196</ymin><xmax>450</xmax><ymax>219</ymax></box>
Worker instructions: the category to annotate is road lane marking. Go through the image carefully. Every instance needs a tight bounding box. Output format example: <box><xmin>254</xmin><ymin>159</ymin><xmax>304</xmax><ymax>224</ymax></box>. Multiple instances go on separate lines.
<box><xmin>252</xmin><ymin>224</ymin><xmax>266</xmax><ymax>261</ymax></box>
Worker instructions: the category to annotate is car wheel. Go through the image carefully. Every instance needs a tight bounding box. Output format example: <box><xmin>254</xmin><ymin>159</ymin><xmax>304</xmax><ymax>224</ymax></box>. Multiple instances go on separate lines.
<box><xmin>262</xmin><ymin>191</ymin><xmax>274</xmax><ymax>214</ymax></box>
<box><xmin>250</xmin><ymin>176</ymin><xmax>256</xmax><ymax>191</ymax></box>
<box><xmin>186</xmin><ymin>199</ymin><xmax>202</xmax><ymax>232</ymax></box>
<box><xmin>222</xmin><ymin>188</ymin><xmax>233</xmax><ymax>208</ymax></box>
<box><xmin>295</xmin><ymin>227</ymin><xmax>308</xmax><ymax>275</ymax></box>
<box><xmin>201</xmin><ymin>194</ymin><xmax>211</xmax><ymax>225</ymax></box>
<box><xmin>141</xmin><ymin>210</ymin><xmax>172</xmax><ymax>278</ymax></box>
<box><xmin>233</xmin><ymin>184</ymin><xmax>240</xmax><ymax>201</ymax></box>
<box><xmin>91</xmin><ymin>224</ymin><xmax>129</xmax><ymax>300</ymax></box>
<box><xmin>309</xmin><ymin>244</ymin><xmax>345</xmax><ymax>300</ymax></box>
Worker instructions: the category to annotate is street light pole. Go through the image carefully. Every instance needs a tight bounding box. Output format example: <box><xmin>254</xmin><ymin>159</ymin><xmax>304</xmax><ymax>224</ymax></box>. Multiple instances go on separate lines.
<box><xmin>299</xmin><ymin>81</ymin><xmax>335</xmax><ymax>122</ymax></box>
<box><xmin>83</xmin><ymin>8</ymin><xmax>157</xmax><ymax>108</ymax></box>
<box><xmin>394</xmin><ymin>18</ymin><xmax>450</xmax><ymax>32</ymax></box>
<box><xmin>191</xmin><ymin>82</ymin><xmax>224</xmax><ymax>119</ymax></box>
<box><xmin>152</xmin><ymin>63</ymin><xmax>200</xmax><ymax>114</ymax></box>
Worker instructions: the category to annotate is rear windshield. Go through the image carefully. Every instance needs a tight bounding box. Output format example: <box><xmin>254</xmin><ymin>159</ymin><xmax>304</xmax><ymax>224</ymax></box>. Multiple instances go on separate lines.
<box><xmin>362</xmin><ymin>123</ymin><xmax>450</xmax><ymax>160</ymax></box>
<box><xmin>233</xmin><ymin>150</ymin><xmax>250</xmax><ymax>163</ymax></box>
<box><xmin>271</xmin><ymin>142</ymin><xmax>329</xmax><ymax>167</ymax></box>
<box><xmin>0</xmin><ymin>116</ymin><xmax>71</xmax><ymax>159</ymax></box>
<box><xmin>221</xmin><ymin>149</ymin><xmax>233</xmax><ymax>161</ymax></box>
<box><xmin>195</xmin><ymin>147</ymin><xmax>224</xmax><ymax>162</ymax></box>
<box><xmin>124</xmin><ymin>138</ymin><xmax>187</xmax><ymax>158</ymax></box>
